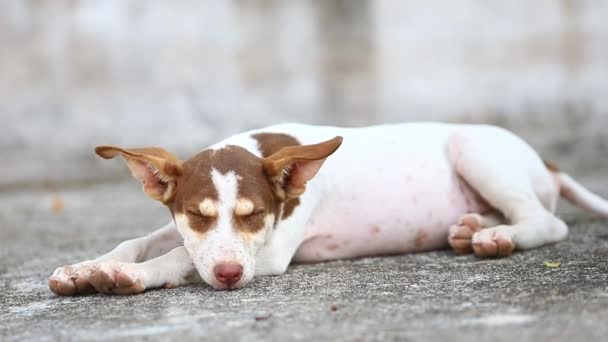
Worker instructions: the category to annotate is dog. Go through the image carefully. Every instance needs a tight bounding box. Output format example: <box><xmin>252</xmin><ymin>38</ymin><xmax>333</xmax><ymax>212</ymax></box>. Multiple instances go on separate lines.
<box><xmin>49</xmin><ymin>123</ymin><xmax>608</xmax><ymax>295</ymax></box>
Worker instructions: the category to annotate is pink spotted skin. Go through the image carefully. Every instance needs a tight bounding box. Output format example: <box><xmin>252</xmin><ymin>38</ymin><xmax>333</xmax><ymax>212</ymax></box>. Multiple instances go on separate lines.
<box><xmin>287</xmin><ymin>124</ymin><xmax>489</xmax><ymax>262</ymax></box>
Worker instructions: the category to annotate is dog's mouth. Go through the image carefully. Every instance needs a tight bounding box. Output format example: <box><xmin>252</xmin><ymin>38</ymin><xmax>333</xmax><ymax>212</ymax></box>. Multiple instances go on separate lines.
<box><xmin>203</xmin><ymin>277</ymin><xmax>249</xmax><ymax>290</ymax></box>
<box><xmin>194</xmin><ymin>261</ymin><xmax>252</xmax><ymax>290</ymax></box>
<box><xmin>210</xmin><ymin>282</ymin><xmax>245</xmax><ymax>291</ymax></box>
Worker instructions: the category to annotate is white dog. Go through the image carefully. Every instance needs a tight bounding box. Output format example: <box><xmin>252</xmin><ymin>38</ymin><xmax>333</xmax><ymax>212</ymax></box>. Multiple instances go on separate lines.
<box><xmin>49</xmin><ymin>123</ymin><xmax>608</xmax><ymax>295</ymax></box>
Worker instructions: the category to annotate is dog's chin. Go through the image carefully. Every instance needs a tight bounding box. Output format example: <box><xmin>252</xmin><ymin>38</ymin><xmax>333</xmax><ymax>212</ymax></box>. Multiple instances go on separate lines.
<box><xmin>204</xmin><ymin>277</ymin><xmax>250</xmax><ymax>291</ymax></box>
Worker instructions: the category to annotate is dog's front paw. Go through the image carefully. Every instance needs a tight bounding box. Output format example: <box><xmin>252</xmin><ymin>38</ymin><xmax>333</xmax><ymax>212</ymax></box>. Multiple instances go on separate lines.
<box><xmin>49</xmin><ymin>261</ymin><xmax>145</xmax><ymax>296</ymax></box>
<box><xmin>49</xmin><ymin>261</ymin><xmax>97</xmax><ymax>296</ymax></box>
<box><xmin>86</xmin><ymin>261</ymin><xmax>145</xmax><ymax>295</ymax></box>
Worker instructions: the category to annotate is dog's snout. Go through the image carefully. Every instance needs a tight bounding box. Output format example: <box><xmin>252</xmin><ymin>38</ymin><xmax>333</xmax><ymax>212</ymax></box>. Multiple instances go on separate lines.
<box><xmin>214</xmin><ymin>263</ymin><xmax>243</xmax><ymax>287</ymax></box>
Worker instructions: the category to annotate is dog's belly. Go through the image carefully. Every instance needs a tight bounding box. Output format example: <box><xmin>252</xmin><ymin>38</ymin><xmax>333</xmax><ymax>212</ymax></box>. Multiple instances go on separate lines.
<box><xmin>292</xmin><ymin>128</ymin><xmax>489</xmax><ymax>262</ymax></box>
<box><xmin>294</xmin><ymin>172</ymin><xmax>487</xmax><ymax>262</ymax></box>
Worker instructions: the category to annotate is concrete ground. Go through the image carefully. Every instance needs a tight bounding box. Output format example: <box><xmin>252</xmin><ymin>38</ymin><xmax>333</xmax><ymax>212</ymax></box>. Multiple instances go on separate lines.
<box><xmin>1</xmin><ymin>159</ymin><xmax>607</xmax><ymax>341</ymax></box>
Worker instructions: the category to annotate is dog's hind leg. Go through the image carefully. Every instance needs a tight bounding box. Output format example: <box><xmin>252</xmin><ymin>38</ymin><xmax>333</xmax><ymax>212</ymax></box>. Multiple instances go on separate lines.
<box><xmin>94</xmin><ymin>221</ymin><xmax>182</xmax><ymax>263</ymax></box>
<box><xmin>447</xmin><ymin>127</ymin><xmax>568</xmax><ymax>257</ymax></box>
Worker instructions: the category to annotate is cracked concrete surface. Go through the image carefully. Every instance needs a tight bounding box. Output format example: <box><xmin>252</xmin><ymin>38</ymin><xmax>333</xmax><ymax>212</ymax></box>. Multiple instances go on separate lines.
<box><xmin>1</xmin><ymin>156</ymin><xmax>607</xmax><ymax>341</ymax></box>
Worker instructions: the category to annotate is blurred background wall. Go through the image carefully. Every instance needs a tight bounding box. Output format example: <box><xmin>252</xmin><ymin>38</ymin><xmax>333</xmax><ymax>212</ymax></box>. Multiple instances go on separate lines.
<box><xmin>0</xmin><ymin>0</ymin><xmax>606</xmax><ymax>188</ymax></box>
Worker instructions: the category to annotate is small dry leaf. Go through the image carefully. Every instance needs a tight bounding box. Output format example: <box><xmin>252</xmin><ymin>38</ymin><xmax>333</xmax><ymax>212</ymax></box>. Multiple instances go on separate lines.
<box><xmin>543</xmin><ymin>261</ymin><xmax>561</xmax><ymax>268</ymax></box>
<box><xmin>51</xmin><ymin>197</ymin><xmax>65</xmax><ymax>214</ymax></box>
<box><xmin>254</xmin><ymin>313</ymin><xmax>271</xmax><ymax>321</ymax></box>
<box><xmin>330</xmin><ymin>304</ymin><xmax>338</xmax><ymax>312</ymax></box>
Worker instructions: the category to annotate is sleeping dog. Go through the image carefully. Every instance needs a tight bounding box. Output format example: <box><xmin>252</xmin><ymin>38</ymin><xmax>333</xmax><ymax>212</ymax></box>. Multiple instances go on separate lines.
<box><xmin>49</xmin><ymin>123</ymin><xmax>608</xmax><ymax>295</ymax></box>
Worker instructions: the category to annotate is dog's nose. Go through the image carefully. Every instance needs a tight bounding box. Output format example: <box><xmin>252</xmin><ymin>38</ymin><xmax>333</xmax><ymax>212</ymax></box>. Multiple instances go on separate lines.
<box><xmin>214</xmin><ymin>263</ymin><xmax>243</xmax><ymax>287</ymax></box>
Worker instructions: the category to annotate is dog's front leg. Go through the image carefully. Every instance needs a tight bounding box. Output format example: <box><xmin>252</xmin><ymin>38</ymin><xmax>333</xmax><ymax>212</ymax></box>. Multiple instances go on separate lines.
<box><xmin>49</xmin><ymin>221</ymin><xmax>183</xmax><ymax>295</ymax></box>
<box><xmin>96</xmin><ymin>221</ymin><xmax>182</xmax><ymax>263</ymax></box>
<box><xmin>50</xmin><ymin>247</ymin><xmax>200</xmax><ymax>295</ymax></box>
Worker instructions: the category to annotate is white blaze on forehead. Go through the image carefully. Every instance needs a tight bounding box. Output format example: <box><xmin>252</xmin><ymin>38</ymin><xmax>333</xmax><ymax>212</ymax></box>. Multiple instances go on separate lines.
<box><xmin>211</xmin><ymin>168</ymin><xmax>239</xmax><ymax>226</ymax></box>
<box><xmin>212</xmin><ymin>169</ymin><xmax>239</xmax><ymax>207</ymax></box>
<box><xmin>235</xmin><ymin>198</ymin><xmax>254</xmax><ymax>216</ymax></box>
<box><xmin>199</xmin><ymin>198</ymin><xmax>218</xmax><ymax>217</ymax></box>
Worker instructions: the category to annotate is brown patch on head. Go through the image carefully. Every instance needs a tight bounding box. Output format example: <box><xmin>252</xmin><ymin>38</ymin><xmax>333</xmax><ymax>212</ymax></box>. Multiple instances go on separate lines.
<box><xmin>169</xmin><ymin>149</ymin><xmax>219</xmax><ymax>234</ymax></box>
<box><xmin>172</xmin><ymin>146</ymin><xmax>278</xmax><ymax>234</ymax></box>
<box><xmin>252</xmin><ymin>132</ymin><xmax>301</xmax><ymax>157</ymax></box>
<box><xmin>282</xmin><ymin>198</ymin><xmax>300</xmax><ymax>219</ymax></box>
<box><xmin>108</xmin><ymin>133</ymin><xmax>339</xmax><ymax>237</ymax></box>
<box><xmin>414</xmin><ymin>230</ymin><xmax>428</xmax><ymax>248</ymax></box>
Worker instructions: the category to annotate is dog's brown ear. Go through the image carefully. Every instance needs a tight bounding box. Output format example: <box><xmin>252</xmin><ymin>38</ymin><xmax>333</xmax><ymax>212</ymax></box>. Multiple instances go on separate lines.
<box><xmin>95</xmin><ymin>146</ymin><xmax>183</xmax><ymax>203</ymax></box>
<box><xmin>262</xmin><ymin>136</ymin><xmax>342</xmax><ymax>200</ymax></box>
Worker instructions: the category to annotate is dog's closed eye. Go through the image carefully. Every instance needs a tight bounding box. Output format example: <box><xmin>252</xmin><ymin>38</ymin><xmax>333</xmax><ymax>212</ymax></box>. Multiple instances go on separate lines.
<box><xmin>244</xmin><ymin>209</ymin><xmax>265</xmax><ymax>218</ymax></box>
<box><xmin>236</xmin><ymin>209</ymin><xmax>266</xmax><ymax>226</ymax></box>
<box><xmin>187</xmin><ymin>209</ymin><xmax>212</xmax><ymax>220</ymax></box>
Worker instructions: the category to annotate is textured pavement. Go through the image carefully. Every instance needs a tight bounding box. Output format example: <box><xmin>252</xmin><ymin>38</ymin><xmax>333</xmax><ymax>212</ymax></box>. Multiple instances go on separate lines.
<box><xmin>1</xmin><ymin>165</ymin><xmax>607</xmax><ymax>341</ymax></box>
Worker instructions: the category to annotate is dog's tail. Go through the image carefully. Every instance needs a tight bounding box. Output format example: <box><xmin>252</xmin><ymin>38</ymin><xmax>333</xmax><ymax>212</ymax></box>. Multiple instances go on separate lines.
<box><xmin>546</xmin><ymin>161</ymin><xmax>608</xmax><ymax>217</ymax></box>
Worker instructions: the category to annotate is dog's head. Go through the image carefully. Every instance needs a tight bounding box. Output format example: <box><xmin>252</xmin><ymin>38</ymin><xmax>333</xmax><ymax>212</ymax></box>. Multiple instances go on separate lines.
<box><xmin>95</xmin><ymin>134</ymin><xmax>342</xmax><ymax>289</ymax></box>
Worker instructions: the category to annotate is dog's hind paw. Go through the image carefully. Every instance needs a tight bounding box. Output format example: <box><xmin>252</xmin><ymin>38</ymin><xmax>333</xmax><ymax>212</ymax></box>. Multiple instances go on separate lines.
<box><xmin>471</xmin><ymin>227</ymin><xmax>515</xmax><ymax>257</ymax></box>
<box><xmin>448</xmin><ymin>213</ymin><xmax>484</xmax><ymax>255</ymax></box>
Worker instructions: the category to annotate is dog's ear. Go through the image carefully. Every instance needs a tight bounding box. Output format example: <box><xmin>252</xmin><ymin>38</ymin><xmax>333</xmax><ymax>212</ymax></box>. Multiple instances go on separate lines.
<box><xmin>95</xmin><ymin>145</ymin><xmax>183</xmax><ymax>203</ymax></box>
<box><xmin>262</xmin><ymin>136</ymin><xmax>342</xmax><ymax>200</ymax></box>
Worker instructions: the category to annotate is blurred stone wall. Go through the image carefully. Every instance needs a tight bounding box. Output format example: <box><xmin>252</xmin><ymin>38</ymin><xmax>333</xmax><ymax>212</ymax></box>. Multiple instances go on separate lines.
<box><xmin>0</xmin><ymin>0</ymin><xmax>606</xmax><ymax>186</ymax></box>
